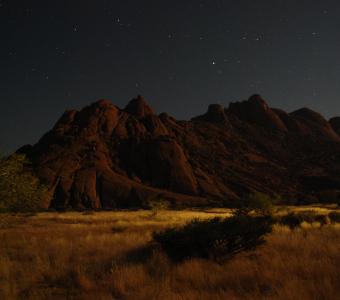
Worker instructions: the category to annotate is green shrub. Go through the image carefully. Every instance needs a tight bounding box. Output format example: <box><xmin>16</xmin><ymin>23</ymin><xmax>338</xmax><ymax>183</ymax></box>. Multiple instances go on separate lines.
<box><xmin>153</xmin><ymin>215</ymin><xmax>273</xmax><ymax>262</ymax></box>
<box><xmin>0</xmin><ymin>154</ymin><xmax>47</xmax><ymax>212</ymax></box>
<box><xmin>236</xmin><ymin>192</ymin><xmax>274</xmax><ymax>216</ymax></box>
<box><xmin>145</xmin><ymin>199</ymin><xmax>170</xmax><ymax>217</ymax></box>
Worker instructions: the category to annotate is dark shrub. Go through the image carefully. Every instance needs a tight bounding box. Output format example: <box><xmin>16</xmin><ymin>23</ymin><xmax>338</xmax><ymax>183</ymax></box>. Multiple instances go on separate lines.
<box><xmin>329</xmin><ymin>212</ymin><xmax>340</xmax><ymax>223</ymax></box>
<box><xmin>296</xmin><ymin>211</ymin><xmax>330</xmax><ymax>225</ymax></box>
<box><xmin>153</xmin><ymin>215</ymin><xmax>273</xmax><ymax>262</ymax></box>
<box><xmin>279</xmin><ymin>213</ymin><xmax>303</xmax><ymax>229</ymax></box>
<box><xmin>298</xmin><ymin>211</ymin><xmax>319</xmax><ymax>223</ymax></box>
<box><xmin>313</xmin><ymin>214</ymin><xmax>329</xmax><ymax>226</ymax></box>
<box><xmin>236</xmin><ymin>192</ymin><xmax>274</xmax><ymax>216</ymax></box>
<box><xmin>279</xmin><ymin>211</ymin><xmax>329</xmax><ymax>229</ymax></box>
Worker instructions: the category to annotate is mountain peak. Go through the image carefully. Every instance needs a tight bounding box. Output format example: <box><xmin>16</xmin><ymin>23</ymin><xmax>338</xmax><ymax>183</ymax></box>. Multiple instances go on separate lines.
<box><xmin>124</xmin><ymin>95</ymin><xmax>154</xmax><ymax>117</ymax></box>
<box><xmin>248</xmin><ymin>94</ymin><xmax>266</xmax><ymax>103</ymax></box>
<box><xmin>228</xmin><ymin>94</ymin><xmax>287</xmax><ymax>131</ymax></box>
<box><xmin>192</xmin><ymin>104</ymin><xmax>229</xmax><ymax>124</ymax></box>
<box><xmin>93</xmin><ymin>99</ymin><xmax>114</xmax><ymax>108</ymax></box>
<box><xmin>290</xmin><ymin>107</ymin><xmax>325</xmax><ymax>122</ymax></box>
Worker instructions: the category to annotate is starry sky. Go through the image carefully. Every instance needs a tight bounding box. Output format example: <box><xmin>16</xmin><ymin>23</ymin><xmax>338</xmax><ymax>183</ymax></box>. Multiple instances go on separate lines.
<box><xmin>1</xmin><ymin>0</ymin><xmax>340</xmax><ymax>153</ymax></box>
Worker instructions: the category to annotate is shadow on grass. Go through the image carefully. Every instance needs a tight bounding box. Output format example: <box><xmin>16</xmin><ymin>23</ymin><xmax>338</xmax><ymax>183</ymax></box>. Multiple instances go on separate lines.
<box><xmin>120</xmin><ymin>244</ymin><xmax>157</xmax><ymax>264</ymax></box>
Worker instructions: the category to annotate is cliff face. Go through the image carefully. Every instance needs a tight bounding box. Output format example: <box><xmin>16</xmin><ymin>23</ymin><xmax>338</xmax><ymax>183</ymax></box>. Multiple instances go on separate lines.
<box><xmin>20</xmin><ymin>95</ymin><xmax>340</xmax><ymax>209</ymax></box>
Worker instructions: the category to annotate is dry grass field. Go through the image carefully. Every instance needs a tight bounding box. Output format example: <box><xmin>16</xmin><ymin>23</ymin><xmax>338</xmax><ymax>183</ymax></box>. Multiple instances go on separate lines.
<box><xmin>1</xmin><ymin>207</ymin><xmax>340</xmax><ymax>300</ymax></box>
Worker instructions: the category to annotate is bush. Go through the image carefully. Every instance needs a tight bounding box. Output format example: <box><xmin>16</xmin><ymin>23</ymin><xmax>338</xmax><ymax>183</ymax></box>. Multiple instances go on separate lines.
<box><xmin>145</xmin><ymin>199</ymin><xmax>170</xmax><ymax>218</ymax></box>
<box><xmin>279</xmin><ymin>211</ymin><xmax>329</xmax><ymax>229</ymax></box>
<box><xmin>153</xmin><ymin>214</ymin><xmax>273</xmax><ymax>262</ymax></box>
<box><xmin>329</xmin><ymin>212</ymin><xmax>340</xmax><ymax>223</ymax></box>
<box><xmin>236</xmin><ymin>192</ymin><xmax>274</xmax><ymax>216</ymax></box>
<box><xmin>313</xmin><ymin>214</ymin><xmax>330</xmax><ymax>226</ymax></box>
<box><xmin>0</xmin><ymin>154</ymin><xmax>47</xmax><ymax>212</ymax></box>
<box><xmin>279</xmin><ymin>212</ymin><xmax>303</xmax><ymax>229</ymax></box>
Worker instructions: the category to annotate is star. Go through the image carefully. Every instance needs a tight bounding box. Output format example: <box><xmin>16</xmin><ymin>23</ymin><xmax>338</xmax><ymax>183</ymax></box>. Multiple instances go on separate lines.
<box><xmin>212</xmin><ymin>60</ymin><xmax>216</xmax><ymax>65</ymax></box>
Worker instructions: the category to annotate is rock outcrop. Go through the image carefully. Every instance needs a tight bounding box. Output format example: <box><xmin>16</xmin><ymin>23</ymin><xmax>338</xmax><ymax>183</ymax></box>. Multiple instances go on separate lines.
<box><xmin>228</xmin><ymin>95</ymin><xmax>288</xmax><ymax>132</ymax></box>
<box><xmin>20</xmin><ymin>94</ymin><xmax>340</xmax><ymax>209</ymax></box>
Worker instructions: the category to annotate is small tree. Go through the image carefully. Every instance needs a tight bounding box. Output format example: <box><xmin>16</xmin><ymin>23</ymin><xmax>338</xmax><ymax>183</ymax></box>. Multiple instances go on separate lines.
<box><xmin>0</xmin><ymin>154</ymin><xmax>47</xmax><ymax>212</ymax></box>
<box><xmin>146</xmin><ymin>199</ymin><xmax>170</xmax><ymax>218</ymax></box>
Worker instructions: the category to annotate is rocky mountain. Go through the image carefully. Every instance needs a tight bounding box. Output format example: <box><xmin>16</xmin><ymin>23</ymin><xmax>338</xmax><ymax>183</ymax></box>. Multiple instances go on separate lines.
<box><xmin>19</xmin><ymin>94</ymin><xmax>340</xmax><ymax>209</ymax></box>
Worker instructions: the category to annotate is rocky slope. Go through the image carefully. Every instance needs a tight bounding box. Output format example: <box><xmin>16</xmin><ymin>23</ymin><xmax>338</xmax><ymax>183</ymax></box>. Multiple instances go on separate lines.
<box><xmin>19</xmin><ymin>95</ymin><xmax>340</xmax><ymax>209</ymax></box>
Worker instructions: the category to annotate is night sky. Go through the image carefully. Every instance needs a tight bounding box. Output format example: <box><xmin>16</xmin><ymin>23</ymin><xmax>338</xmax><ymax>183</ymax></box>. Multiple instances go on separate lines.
<box><xmin>1</xmin><ymin>0</ymin><xmax>340</xmax><ymax>153</ymax></box>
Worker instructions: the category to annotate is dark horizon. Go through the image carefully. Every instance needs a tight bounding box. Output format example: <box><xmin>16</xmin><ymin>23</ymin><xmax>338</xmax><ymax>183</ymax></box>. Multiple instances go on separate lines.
<box><xmin>2</xmin><ymin>0</ymin><xmax>340</xmax><ymax>153</ymax></box>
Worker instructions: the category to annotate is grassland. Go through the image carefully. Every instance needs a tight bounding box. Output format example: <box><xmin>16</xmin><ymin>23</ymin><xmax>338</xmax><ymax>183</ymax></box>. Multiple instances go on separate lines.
<box><xmin>1</xmin><ymin>206</ymin><xmax>340</xmax><ymax>300</ymax></box>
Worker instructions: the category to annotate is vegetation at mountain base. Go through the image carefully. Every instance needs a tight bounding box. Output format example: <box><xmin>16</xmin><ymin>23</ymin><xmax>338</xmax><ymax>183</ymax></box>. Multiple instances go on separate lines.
<box><xmin>0</xmin><ymin>153</ymin><xmax>47</xmax><ymax>213</ymax></box>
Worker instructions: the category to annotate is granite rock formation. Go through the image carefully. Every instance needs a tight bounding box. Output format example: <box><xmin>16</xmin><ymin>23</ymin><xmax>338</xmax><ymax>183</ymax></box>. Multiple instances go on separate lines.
<box><xmin>19</xmin><ymin>95</ymin><xmax>340</xmax><ymax>209</ymax></box>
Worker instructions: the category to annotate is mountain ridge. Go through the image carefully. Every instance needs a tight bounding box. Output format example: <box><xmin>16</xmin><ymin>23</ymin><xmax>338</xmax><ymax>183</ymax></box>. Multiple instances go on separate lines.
<box><xmin>19</xmin><ymin>94</ymin><xmax>340</xmax><ymax>209</ymax></box>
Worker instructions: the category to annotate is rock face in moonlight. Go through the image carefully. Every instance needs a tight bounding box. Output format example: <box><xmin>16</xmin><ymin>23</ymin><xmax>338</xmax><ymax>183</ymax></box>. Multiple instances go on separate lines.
<box><xmin>20</xmin><ymin>95</ymin><xmax>340</xmax><ymax>209</ymax></box>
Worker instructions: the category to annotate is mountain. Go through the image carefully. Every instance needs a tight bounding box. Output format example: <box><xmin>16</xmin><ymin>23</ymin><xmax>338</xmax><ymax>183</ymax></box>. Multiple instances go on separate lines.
<box><xmin>19</xmin><ymin>95</ymin><xmax>340</xmax><ymax>209</ymax></box>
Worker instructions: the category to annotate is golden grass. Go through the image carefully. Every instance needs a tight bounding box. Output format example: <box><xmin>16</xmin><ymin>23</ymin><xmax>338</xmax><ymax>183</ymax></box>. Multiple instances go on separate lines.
<box><xmin>0</xmin><ymin>207</ymin><xmax>340</xmax><ymax>300</ymax></box>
